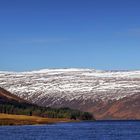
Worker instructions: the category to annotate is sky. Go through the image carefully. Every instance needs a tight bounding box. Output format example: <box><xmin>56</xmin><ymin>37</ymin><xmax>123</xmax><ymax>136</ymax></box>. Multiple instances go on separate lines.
<box><xmin>0</xmin><ymin>0</ymin><xmax>140</xmax><ymax>71</ymax></box>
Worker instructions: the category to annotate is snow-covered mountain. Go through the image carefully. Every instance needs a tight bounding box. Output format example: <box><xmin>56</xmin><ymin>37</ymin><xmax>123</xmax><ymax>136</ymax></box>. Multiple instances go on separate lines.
<box><xmin>0</xmin><ymin>68</ymin><xmax>140</xmax><ymax>119</ymax></box>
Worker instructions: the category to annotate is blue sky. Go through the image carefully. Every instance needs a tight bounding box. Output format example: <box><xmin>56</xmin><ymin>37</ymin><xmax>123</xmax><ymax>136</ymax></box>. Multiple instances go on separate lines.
<box><xmin>0</xmin><ymin>0</ymin><xmax>140</xmax><ymax>71</ymax></box>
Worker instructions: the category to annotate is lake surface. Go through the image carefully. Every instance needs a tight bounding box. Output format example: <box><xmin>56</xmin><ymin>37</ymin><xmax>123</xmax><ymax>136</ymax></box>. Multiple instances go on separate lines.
<box><xmin>0</xmin><ymin>121</ymin><xmax>140</xmax><ymax>140</ymax></box>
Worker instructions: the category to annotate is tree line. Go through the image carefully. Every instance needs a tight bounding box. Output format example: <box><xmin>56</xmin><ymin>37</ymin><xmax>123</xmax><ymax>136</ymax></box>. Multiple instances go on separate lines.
<box><xmin>0</xmin><ymin>99</ymin><xmax>94</xmax><ymax>120</ymax></box>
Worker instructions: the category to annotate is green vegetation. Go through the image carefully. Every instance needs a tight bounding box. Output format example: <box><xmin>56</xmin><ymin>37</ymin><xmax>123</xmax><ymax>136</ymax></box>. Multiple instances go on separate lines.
<box><xmin>0</xmin><ymin>100</ymin><xmax>94</xmax><ymax>121</ymax></box>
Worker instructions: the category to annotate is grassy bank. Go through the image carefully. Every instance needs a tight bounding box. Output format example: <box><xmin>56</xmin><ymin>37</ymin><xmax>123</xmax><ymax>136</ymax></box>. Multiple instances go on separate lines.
<box><xmin>0</xmin><ymin>113</ymin><xmax>74</xmax><ymax>126</ymax></box>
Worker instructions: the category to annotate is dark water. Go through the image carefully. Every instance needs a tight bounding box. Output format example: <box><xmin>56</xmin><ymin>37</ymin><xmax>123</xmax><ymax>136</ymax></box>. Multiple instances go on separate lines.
<box><xmin>0</xmin><ymin>121</ymin><xmax>140</xmax><ymax>140</ymax></box>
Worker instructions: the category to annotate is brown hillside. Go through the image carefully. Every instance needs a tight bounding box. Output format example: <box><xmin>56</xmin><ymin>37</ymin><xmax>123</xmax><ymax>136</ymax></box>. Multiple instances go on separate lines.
<box><xmin>87</xmin><ymin>94</ymin><xmax>140</xmax><ymax>120</ymax></box>
<box><xmin>0</xmin><ymin>87</ymin><xmax>28</xmax><ymax>103</ymax></box>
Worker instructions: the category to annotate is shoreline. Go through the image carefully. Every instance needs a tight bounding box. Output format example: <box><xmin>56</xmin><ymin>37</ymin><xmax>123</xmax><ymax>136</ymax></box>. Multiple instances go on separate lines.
<box><xmin>0</xmin><ymin>113</ymin><xmax>78</xmax><ymax>126</ymax></box>
<box><xmin>1</xmin><ymin>113</ymin><xmax>139</xmax><ymax>126</ymax></box>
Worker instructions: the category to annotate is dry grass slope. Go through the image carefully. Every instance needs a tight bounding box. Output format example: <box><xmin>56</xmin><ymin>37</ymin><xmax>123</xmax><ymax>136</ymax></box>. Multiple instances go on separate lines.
<box><xmin>0</xmin><ymin>113</ymin><xmax>72</xmax><ymax>125</ymax></box>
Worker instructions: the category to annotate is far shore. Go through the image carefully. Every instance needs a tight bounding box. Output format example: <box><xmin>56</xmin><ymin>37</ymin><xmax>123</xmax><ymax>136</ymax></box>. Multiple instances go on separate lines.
<box><xmin>0</xmin><ymin>113</ymin><xmax>78</xmax><ymax>126</ymax></box>
<box><xmin>0</xmin><ymin>114</ymin><xmax>139</xmax><ymax>126</ymax></box>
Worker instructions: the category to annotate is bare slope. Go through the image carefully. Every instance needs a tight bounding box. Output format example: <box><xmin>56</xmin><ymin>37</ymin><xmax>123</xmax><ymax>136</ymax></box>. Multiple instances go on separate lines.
<box><xmin>0</xmin><ymin>87</ymin><xmax>28</xmax><ymax>104</ymax></box>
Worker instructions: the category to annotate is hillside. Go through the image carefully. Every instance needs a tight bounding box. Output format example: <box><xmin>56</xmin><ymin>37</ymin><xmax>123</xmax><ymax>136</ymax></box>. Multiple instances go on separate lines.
<box><xmin>0</xmin><ymin>69</ymin><xmax>140</xmax><ymax>119</ymax></box>
<box><xmin>0</xmin><ymin>87</ymin><xmax>28</xmax><ymax>104</ymax></box>
<box><xmin>0</xmin><ymin>87</ymin><xmax>94</xmax><ymax>121</ymax></box>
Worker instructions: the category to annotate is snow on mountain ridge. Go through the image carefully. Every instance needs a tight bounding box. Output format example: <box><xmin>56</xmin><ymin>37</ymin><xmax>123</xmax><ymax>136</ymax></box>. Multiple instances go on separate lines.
<box><xmin>0</xmin><ymin>69</ymin><xmax>140</xmax><ymax>107</ymax></box>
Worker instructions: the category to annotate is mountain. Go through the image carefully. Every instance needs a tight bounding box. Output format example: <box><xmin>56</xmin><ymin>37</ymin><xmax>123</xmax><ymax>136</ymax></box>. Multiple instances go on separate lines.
<box><xmin>0</xmin><ymin>88</ymin><xmax>93</xmax><ymax>125</ymax></box>
<box><xmin>0</xmin><ymin>87</ymin><xmax>93</xmax><ymax>120</ymax></box>
<box><xmin>0</xmin><ymin>87</ymin><xmax>34</xmax><ymax>116</ymax></box>
<box><xmin>0</xmin><ymin>68</ymin><xmax>140</xmax><ymax>119</ymax></box>
<box><xmin>0</xmin><ymin>87</ymin><xmax>28</xmax><ymax>104</ymax></box>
